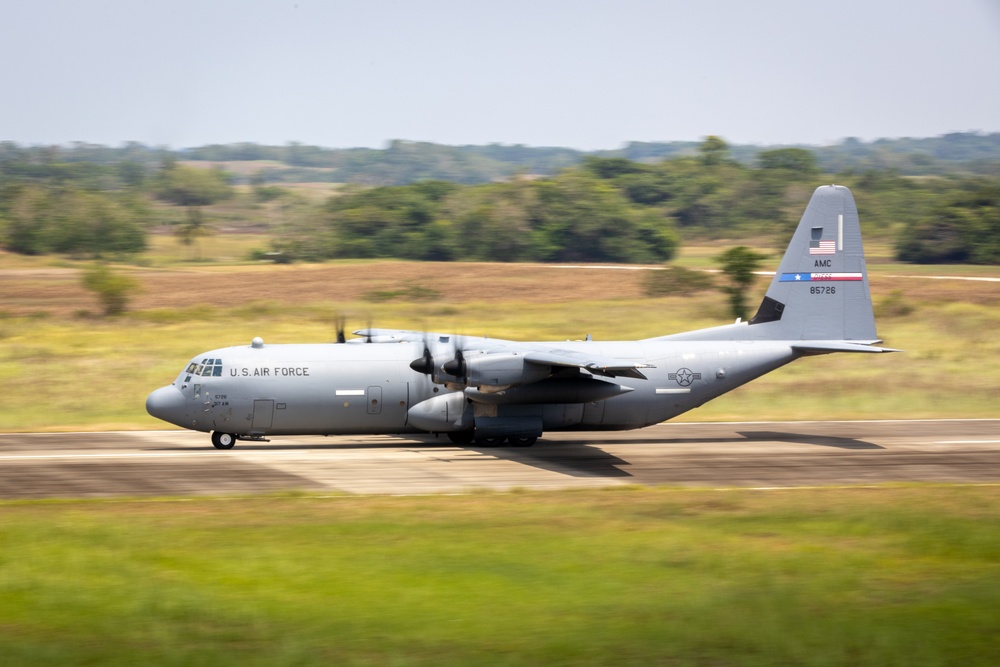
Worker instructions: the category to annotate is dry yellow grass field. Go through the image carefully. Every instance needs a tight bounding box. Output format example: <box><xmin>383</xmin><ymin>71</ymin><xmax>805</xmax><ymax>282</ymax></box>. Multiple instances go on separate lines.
<box><xmin>3</xmin><ymin>252</ymin><xmax>998</xmax><ymax>318</ymax></box>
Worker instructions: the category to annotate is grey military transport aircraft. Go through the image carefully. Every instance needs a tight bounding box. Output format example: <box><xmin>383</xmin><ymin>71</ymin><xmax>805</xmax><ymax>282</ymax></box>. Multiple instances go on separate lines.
<box><xmin>147</xmin><ymin>185</ymin><xmax>895</xmax><ymax>449</ymax></box>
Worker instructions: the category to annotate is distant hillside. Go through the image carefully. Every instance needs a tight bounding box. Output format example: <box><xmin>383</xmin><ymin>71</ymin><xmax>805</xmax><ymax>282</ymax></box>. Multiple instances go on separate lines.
<box><xmin>3</xmin><ymin>132</ymin><xmax>998</xmax><ymax>186</ymax></box>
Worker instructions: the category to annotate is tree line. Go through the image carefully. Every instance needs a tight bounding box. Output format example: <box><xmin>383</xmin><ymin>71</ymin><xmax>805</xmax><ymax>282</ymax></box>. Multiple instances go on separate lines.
<box><xmin>3</xmin><ymin>132</ymin><xmax>999</xmax><ymax>187</ymax></box>
<box><xmin>0</xmin><ymin>157</ymin><xmax>233</xmax><ymax>256</ymax></box>
<box><xmin>1</xmin><ymin>137</ymin><xmax>998</xmax><ymax>264</ymax></box>
<box><xmin>269</xmin><ymin>141</ymin><xmax>1000</xmax><ymax>265</ymax></box>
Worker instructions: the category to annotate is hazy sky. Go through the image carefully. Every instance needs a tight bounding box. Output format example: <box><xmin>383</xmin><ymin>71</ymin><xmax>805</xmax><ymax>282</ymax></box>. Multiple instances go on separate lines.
<box><xmin>3</xmin><ymin>0</ymin><xmax>999</xmax><ymax>150</ymax></box>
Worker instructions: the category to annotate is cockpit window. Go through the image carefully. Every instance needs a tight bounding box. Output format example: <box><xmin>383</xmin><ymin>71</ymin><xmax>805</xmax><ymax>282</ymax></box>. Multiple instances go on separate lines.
<box><xmin>185</xmin><ymin>359</ymin><xmax>224</xmax><ymax>378</ymax></box>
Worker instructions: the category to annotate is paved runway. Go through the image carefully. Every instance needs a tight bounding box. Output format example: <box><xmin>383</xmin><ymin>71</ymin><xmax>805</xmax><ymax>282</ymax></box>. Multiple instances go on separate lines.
<box><xmin>1</xmin><ymin>420</ymin><xmax>998</xmax><ymax>499</ymax></box>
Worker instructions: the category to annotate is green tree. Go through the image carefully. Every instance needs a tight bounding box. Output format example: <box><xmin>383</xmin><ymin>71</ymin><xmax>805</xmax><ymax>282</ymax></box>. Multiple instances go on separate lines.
<box><xmin>175</xmin><ymin>206</ymin><xmax>211</xmax><ymax>259</ymax></box>
<box><xmin>532</xmin><ymin>171</ymin><xmax>677</xmax><ymax>263</ymax></box>
<box><xmin>0</xmin><ymin>184</ymin><xmax>51</xmax><ymax>254</ymax></box>
<box><xmin>154</xmin><ymin>164</ymin><xmax>231</xmax><ymax>259</ymax></box>
<box><xmin>582</xmin><ymin>156</ymin><xmax>648</xmax><ymax>179</ymax></box>
<box><xmin>154</xmin><ymin>164</ymin><xmax>233</xmax><ymax>206</ymax></box>
<box><xmin>757</xmin><ymin>148</ymin><xmax>819</xmax><ymax>175</ymax></box>
<box><xmin>82</xmin><ymin>264</ymin><xmax>140</xmax><ymax>316</ymax></box>
<box><xmin>117</xmin><ymin>161</ymin><xmax>146</xmax><ymax>188</ymax></box>
<box><xmin>618</xmin><ymin>171</ymin><xmax>673</xmax><ymax>205</ymax></box>
<box><xmin>0</xmin><ymin>184</ymin><xmax>147</xmax><ymax>257</ymax></box>
<box><xmin>895</xmin><ymin>182</ymin><xmax>1000</xmax><ymax>264</ymax></box>
<box><xmin>698</xmin><ymin>135</ymin><xmax>731</xmax><ymax>167</ymax></box>
<box><xmin>716</xmin><ymin>246</ymin><xmax>767</xmax><ymax>320</ymax></box>
<box><xmin>318</xmin><ymin>183</ymin><xmax>448</xmax><ymax>260</ymax></box>
<box><xmin>445</xmin><ymin>181</ymin><xmax>536</xmax><ymax>261</ymax></box>
<box><xmin>50</xmin><ymin>189</ymin><xmax>148</xmax><ymax>257</ymax></box>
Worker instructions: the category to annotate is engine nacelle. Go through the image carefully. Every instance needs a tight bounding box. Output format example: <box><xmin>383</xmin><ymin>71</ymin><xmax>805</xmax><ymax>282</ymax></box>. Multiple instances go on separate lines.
<box><xmin>462</xmin><ymin>352</ymin><xmax>549</xmax><ymax>391</ymax></box>
<box><xmin>407</xmin><ymin>392</ymin><xmax>471</xmax><ymax>432</ymax></box>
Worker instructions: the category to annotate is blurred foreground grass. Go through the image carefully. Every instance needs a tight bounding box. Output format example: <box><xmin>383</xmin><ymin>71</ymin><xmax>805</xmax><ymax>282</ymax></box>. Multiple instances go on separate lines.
<box><xmin>1</xmin><ymin>486</ymin><xmax>998</xmax><ymax>666</ymax></box>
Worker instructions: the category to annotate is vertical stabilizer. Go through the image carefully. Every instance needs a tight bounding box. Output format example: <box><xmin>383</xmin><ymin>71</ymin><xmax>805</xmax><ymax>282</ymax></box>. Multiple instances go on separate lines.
<box><xmin>749</xmin><ymin>185</ymin><xmax>878</xmax><ymax>342</ymax></box>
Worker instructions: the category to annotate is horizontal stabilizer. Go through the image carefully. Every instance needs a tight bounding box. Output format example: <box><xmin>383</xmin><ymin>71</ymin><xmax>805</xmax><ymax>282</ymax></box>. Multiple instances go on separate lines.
<box><xmin>791</xmin><ymin>341</ymin><xmax>901</xmax><ymax>355</ymax></box>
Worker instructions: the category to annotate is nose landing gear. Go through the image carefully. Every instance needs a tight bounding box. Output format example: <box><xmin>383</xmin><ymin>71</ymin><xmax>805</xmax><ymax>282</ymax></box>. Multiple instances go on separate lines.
<box><xmin>211</xmin><ymin>431</ymin><xmax>236</xmax><ymax>450</ymax></box>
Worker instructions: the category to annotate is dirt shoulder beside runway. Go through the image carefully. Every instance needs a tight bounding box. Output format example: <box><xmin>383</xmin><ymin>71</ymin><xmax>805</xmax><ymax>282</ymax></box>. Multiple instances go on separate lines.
<box><xmin>3</xmin><ymin>258</ymin><xmax>998</xmax><ymax>318</ymax></box>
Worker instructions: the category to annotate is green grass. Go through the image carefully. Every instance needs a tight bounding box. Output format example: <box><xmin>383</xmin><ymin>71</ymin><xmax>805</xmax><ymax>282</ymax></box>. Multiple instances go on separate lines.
<box><xmin>1</xmin><ymin>486</ymin><xmax>998</xmax><ymax>666</ymax></box>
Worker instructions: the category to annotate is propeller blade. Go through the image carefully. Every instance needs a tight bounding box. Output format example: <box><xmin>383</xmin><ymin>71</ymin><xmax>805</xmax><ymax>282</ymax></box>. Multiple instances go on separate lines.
<box><xmin>442</xmin><ymin>348</ymin><xmax>466</xmax><ymax>378</ymax></box>
<box><xmin>334</xmin><ymin>313</ymin><xmax>347</xmax><ymax>344</ymax></box>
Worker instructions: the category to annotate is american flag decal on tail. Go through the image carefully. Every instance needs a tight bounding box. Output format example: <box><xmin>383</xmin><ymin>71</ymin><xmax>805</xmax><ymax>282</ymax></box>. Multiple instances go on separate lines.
<box><xmin>809</xmin><ymin>239</ymin><xmax>836</xmax><ymax>255</ymax></box>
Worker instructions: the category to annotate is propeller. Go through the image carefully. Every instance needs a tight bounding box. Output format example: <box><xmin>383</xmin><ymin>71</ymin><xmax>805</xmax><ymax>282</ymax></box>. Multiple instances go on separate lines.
<box><xmin>439</xmin><ymin>335</ymin><xmax>471</xmax><ymax>388</ymax></box>
<box><xmin>408</xmin><ymin>328</ymin><xmax>439</xmax><ymax>378</ymax></box>
<box><xmin>442</xmin><ymin>347</ymin><xmax>466</xmax><ymax>379</ymax></box>
<box><xmin>334</xmin><ymin>313</ymin><xmax>347</xmax><ymax>344</ymax></box>
<box><xmin>409</xmin><ymin>345</ymin><xmax>434</xmax><ymax>375</ymax></box>
<box><xmin>408</xmin><ymin>333</ymin><xmax>470</xmax><ymax>387</ymax></box>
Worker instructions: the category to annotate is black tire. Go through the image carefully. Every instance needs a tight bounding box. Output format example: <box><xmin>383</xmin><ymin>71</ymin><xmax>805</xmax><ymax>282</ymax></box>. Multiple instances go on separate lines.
<box><xmin>507</xmin><ymin>436</ymin><xmax>537</xmax><ymax>447</ymax></box>
<box><xmin>447</xmin><ymin>430</ymin><xmax>476</xmax><ymax>444</ymax></box>
<box><xmin>212</xmin><ymin>431</ymin><xmax>236</xmax><ymax>450</ymax></box>
<box><xmin>474</xmin><ymin>435</ymin><xmax>507</xmax><ymax>447</ymax></box>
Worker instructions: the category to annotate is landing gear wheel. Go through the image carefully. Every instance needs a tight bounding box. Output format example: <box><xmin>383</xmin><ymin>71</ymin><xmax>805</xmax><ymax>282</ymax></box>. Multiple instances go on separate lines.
<box><xmin>212</xmin><ymin>431</ymin><xmax>236</xmax><ymax>450</ymax></box>
<box><xmin>507</xmin><ymin>436</ymin><xmax>537</xmax><ymax>447</ymax></box>
<box><xmin>447</xmin><ymin>430</ymin><xmax>476</xmax><ymax>444</ymax></box>
<box><xmin>474</xmin><ymin>435</ymin><xmax>507</xmax><ymax>447</ymax></box>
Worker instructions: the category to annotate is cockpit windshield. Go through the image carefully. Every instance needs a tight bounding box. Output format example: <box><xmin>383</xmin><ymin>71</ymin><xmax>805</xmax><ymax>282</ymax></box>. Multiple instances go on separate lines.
<box><xmin>185</xmin><ymin>359</ymin><xmax>224</xmax><ymax>377</ymax></box>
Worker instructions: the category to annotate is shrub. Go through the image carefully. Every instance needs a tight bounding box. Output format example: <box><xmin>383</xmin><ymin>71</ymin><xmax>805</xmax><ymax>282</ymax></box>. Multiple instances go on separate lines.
<box><xmin>875</xmin><ymin>290</ymin><xmax>915</xmax><ymax>318</ymax></box>
<box><xmin>81</xmin><ymin>265</ymin><xmax>140</xmax><ymax>316</ymax></box>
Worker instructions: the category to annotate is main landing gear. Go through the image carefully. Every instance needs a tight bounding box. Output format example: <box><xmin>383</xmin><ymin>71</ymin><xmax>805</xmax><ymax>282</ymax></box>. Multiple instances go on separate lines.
<box><xmin>211</xmin><ymin>431</ymin><xmax>236</xmax><ymax>450</ymax></box>
<box><xmin>446</xmin><ymin>431</ymin><xmax>537</xmax><ymax>447</ymax></box>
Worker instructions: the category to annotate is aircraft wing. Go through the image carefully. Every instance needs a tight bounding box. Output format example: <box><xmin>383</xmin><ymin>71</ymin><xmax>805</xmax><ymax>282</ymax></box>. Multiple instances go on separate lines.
<box><xmin>523</xmin><ymin>348</ymin><xmax>653</xmax><ymax>379</ymax></box>
<box><xmin>355</xmin><ymin>328</ymin><xmax>653</xmax><ymax>380</ymax></box>
<box><xmin>352</xmin><ymin>328</ymin><xmax>515</xmax><ymax>347</ymax></box>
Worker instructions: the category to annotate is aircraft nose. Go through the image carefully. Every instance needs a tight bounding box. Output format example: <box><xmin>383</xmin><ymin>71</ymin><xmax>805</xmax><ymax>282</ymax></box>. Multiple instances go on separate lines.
<box><xmin>146</xmin><ymin>385</ymin><xmax>187</xmax><ymax>427</ymax></box>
